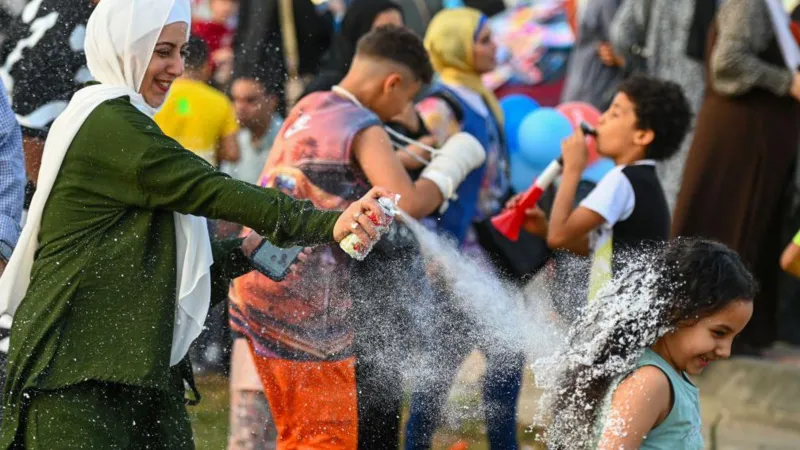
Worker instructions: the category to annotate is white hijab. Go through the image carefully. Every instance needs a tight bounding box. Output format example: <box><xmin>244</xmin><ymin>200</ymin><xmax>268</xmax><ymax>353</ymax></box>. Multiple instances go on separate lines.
<box><xmin>0</xmin><ymin>0</ymin><xmax>213</xmax><ymax>367</ymax></box>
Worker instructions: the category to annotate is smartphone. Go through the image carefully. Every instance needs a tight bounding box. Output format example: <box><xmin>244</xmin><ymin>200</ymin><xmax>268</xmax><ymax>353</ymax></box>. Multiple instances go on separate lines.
<box><xmin>250</xmin><ymin>240</ymin><xmax>303</xmax><ymax>282</ymax></box>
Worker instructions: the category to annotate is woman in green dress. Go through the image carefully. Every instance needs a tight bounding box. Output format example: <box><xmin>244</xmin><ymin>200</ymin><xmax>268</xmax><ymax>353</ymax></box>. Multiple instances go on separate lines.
<box><xmin>0</xmin><ymin>0</ymin><xmax>390</xmax><ymax>448</ymax></box>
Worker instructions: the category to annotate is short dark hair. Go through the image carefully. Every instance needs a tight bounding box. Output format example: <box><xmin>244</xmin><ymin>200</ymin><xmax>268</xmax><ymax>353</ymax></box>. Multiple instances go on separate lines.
<box><xmin>184</xmin><ymin>36</ymin><xmax>209</xmax><ymax>71</ymax></box>
<box><xmin>355</xmin><ymin>26</ymin><xmax>433</xmax><ymax>85</ymax></box>
<box><xmin>618</xmin><ymin>75</ymin><xmax>692</xmax><ymax>161</ymax></box>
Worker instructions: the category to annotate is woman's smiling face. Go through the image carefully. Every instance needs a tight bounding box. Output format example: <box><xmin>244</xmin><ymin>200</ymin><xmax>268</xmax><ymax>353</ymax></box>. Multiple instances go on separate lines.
<box><xmin>140</xmin><ymin>22</ymin><xmax>187</xmax><ymax>108</ymax></box>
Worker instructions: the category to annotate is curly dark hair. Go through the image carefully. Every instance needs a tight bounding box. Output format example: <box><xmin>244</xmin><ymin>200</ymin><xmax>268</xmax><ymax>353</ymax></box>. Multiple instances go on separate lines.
<box><xmin>534</xmin><ymin>238</ymin><xmax>757</xmax><ymax>449</ymax></box>
<box><xmin>355</xmin><ymin>26</ymin><xmax>434</xmax><ymax>85</ymax></box>
<box><xmin>618</xmin><ymin>75</ymin><xmax>692</xmax><ymax>161</ymax></box>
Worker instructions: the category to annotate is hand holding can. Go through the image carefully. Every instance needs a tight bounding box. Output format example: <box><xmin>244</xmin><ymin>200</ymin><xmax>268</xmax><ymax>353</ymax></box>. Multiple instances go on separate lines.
<box><xmin>339</xmin><ymin>195</ymin><xmax>401</xmax><ymax>260</ymax></box>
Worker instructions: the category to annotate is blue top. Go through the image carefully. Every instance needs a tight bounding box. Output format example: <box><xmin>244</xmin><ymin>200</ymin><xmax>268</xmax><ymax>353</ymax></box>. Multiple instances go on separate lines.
<box><xmin>0</xmin><ymin>83</ymin><xmax>25</xmax><ymax>249</ymax></box>
<box><xmin>597</xmin><ymin>349</ymin><xmax>704</xmax><ymax>449</ymax></box>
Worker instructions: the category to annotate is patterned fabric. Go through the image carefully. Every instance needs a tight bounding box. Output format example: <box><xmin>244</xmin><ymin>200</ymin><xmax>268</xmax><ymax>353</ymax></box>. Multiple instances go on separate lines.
<box><xmin>610</xmin><ymin>0</ymin><xmax>706</xmax><ymax>212</ymax></box>
<box><xmin>416</xmin><ymin>83</ymin><xmax>508</xmax><ymax>241</ymax></box>
<box><xmin>229</xmin><ymin>91</ymin><xmax>381</xmax><ymax>361</ymax></box>
<box><xmin>712</xmin><ymin>0</ymin><xmax>794</xmax><ymax>97</ymax></box>
<box><xmin>415</xmin><ymin>96</ymin><xmax>461</xmax><ymax>146</ymax></box>
<box><xmin>0</xmin><ymin>82</ymin><xmax>24</xmax><ymax>249</ymax></box>
<box><xmin>0</xmin><ymin>0</ymin><xmax>95</xmax><ymax>137</ymax></box>
<box><xmin>250</xmin><ymin>354</ymin><xmax>358</xmax><ymax>448</ymax></box>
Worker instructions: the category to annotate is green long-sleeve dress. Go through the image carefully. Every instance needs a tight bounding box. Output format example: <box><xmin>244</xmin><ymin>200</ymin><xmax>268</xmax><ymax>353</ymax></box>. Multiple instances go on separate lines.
<box><xmin>0</xmin><ymin>95</ymin><xmax>340</xmax><ymax>447</ymax></box>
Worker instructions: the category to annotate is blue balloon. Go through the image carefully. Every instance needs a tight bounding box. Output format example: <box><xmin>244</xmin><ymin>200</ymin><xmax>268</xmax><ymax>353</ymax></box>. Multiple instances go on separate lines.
<box><xmin>500</xmin><ymin>95</ymin><xmax>539</xmax><ymax>153</ymax></box>
<box><xmin>517</xmin><ymin>108</ymin><xmax>573</xmax><ymax>170</ymax></box>
<box><xmin>509</xmin><ymin>153</ymin><xmax>541</xmax><ymax>194</ymax></box>
<box><xmin>582</xmin><ymin>158</ymin><xmax>616</xmax><ymax>184</ymax></box>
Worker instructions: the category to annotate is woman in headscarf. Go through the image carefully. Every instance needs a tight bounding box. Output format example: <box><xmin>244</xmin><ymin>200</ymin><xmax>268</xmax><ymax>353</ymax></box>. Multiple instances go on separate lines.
<box><xmin>404</xmin><ymin>8</ymin><xmax>522</xmax><ymax>450</ymax></box>
<box><xmin>301</xmin><ymin>0</ymin><xmax>404</xmax><ymax>98</ymax></box>
<box><xmin>0</xmin><ymin>0</ymin><xmax>389</xmax><ymax>447</ymax></box>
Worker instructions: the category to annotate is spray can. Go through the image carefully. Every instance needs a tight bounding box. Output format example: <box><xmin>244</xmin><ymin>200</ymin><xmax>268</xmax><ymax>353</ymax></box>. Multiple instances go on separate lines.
<box><xmin>339</xmin><ymin>195</ymin><xmax>401</xmax><ymax>261</ymax></box>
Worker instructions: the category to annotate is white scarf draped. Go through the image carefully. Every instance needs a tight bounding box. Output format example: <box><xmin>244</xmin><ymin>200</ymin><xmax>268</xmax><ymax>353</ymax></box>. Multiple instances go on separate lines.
<box><xmin>0</xmin><ymin>0</ymin><xmax>213</xmax><ymax>367</ymax></box>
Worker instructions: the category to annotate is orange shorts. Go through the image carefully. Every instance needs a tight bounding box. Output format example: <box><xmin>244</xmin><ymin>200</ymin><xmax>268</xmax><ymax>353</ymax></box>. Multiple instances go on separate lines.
<box><xmin>249</xmin><ymin>344</ymin><xmax>358</xmax><ymax>450</ymax></box>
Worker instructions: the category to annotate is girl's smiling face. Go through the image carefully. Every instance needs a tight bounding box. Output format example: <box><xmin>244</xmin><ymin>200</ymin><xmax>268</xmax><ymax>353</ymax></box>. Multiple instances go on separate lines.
<box><xmin>656</xmin><ymin>299</ymin><xmax>753</xmax><ymax>375</ymax></box>
<box><xmin>140</xmin><ymin>22</ymin><xmax>187</xmax><ymax>108</ymax></box>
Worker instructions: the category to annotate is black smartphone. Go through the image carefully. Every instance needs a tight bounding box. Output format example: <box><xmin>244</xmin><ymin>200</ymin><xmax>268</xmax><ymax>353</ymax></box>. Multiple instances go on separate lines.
<box><xmin>250</xmin><ymin>240</ymin><xmax>303</xmax><ymax>282</ymax></box>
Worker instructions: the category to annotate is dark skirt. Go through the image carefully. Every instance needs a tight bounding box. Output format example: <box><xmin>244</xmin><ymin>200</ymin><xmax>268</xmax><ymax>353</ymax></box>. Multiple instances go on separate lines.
<box><xmin>672</xmin><ymin>85</ymin><xmax>800</xmax><ymax>349</ymax></box>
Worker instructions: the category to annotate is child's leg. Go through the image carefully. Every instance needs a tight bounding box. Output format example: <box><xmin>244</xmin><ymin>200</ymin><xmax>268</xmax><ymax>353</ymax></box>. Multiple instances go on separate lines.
<box><xmin>228</xmin><ymin>390</ymin><xmax>276</xmax><ymax>450</ymax></box>
<box><xmin>229</xmin><ymin>339</ymin><xmax>277</xmax><ymax>450</ymax></box>
<box><xmin>404</xmin><ymin>353</ymin><xmax>466</xmax><ymax>450</ymax></box>
<box><xmin>405</xmin><ymin>281</ymin><xmax>475</xmax><ymax>450</ymax></box>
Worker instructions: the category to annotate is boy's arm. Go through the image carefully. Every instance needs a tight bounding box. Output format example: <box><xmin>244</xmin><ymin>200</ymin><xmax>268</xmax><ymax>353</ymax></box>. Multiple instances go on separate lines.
<box><xmin>546</xmin><ymin>169</ymin><xmax>604</xmax><ymax>255</ymax></box>
<box><xmin>396</xmin><ymin>137</ymin><xmax>437</xmax><ymax>171</ymax></box>
<box><xmin>546</xmin><ymin>130</ymin><xmax>605</xmax><ymax>255</ymax></box>
<box><xmin>780</xmin><ymin>231</ymin><xmax>800</xmax><ymax>278</ymax></box>
<box><xmin>352</xmin><ymin>125</ymin><xmax>444</xmax><ymax>218</ymax></box>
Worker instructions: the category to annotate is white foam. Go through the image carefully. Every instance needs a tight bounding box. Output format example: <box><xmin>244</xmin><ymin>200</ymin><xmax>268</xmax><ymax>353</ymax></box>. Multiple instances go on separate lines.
<box><xmin>397</xmin><ymin>211</ymin><xmax>566</xmax><ymax>361</ymax></box>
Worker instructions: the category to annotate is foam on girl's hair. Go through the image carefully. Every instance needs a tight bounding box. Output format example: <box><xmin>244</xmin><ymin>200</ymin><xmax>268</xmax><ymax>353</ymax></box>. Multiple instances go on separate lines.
<box><xmin>532</xmin><ymin>239</ymin><xmax>757</xmax><ymax>449</ymax></box>
<box><xmin>532</xmin><ymin>250</ymin><xmax>669</xmax><ymax>448</ymax></box>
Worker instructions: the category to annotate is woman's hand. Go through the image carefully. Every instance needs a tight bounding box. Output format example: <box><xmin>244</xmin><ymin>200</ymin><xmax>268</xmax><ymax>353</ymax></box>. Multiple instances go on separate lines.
<box><xmin>333</xmin><ymin>186</ymin><xmax>396</xmax><ymax>243</ymax></box>
<box><xmin>790</xmin><ymin>72</ymin><xmax>800</xmax><ymax>102</ymax></box>
<box><xmin>597</xmin><ymin>42</ymin><xmax>625</xmax><ymax>67</ymax></box>
<box><xmin>287</xmin><ymin>247</ymin><xmax>313</xmax><ymax>276</ymax></box>
<box><xmin>241</xmin><ymin>232</ymin><xmax>312</xmax><ymax>276</ymax></box>
<box><xmin>241</xmin><ymin>231</ymin><xmax>264</xmax><ymax>258</ymax></box>
<box><xmin>505</xmin><ymin>193</ymin><xmax>523</xmax><ymax>210</ymax></box>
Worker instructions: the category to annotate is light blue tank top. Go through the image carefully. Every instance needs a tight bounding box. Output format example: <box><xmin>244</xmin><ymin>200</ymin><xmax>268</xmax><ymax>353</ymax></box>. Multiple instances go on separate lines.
<box><xmin>597</xmin><ymin>349</ymin><xmax>704</xmax><ymax>449</ymax></box>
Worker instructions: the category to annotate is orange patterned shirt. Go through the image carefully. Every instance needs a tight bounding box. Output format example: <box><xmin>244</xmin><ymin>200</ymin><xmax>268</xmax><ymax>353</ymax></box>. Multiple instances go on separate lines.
<box><xmin>229</xmin><ymin>92</ymin><xmax>381</xmax><ymax>360</ymax></box>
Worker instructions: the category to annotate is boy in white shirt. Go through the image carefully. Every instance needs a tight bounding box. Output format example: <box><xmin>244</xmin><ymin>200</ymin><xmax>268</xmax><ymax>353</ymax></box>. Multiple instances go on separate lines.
<box><xmin>520</xmin><ymin>75</ymin><xmax>692</xmax><ymax>299</ymax></box>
